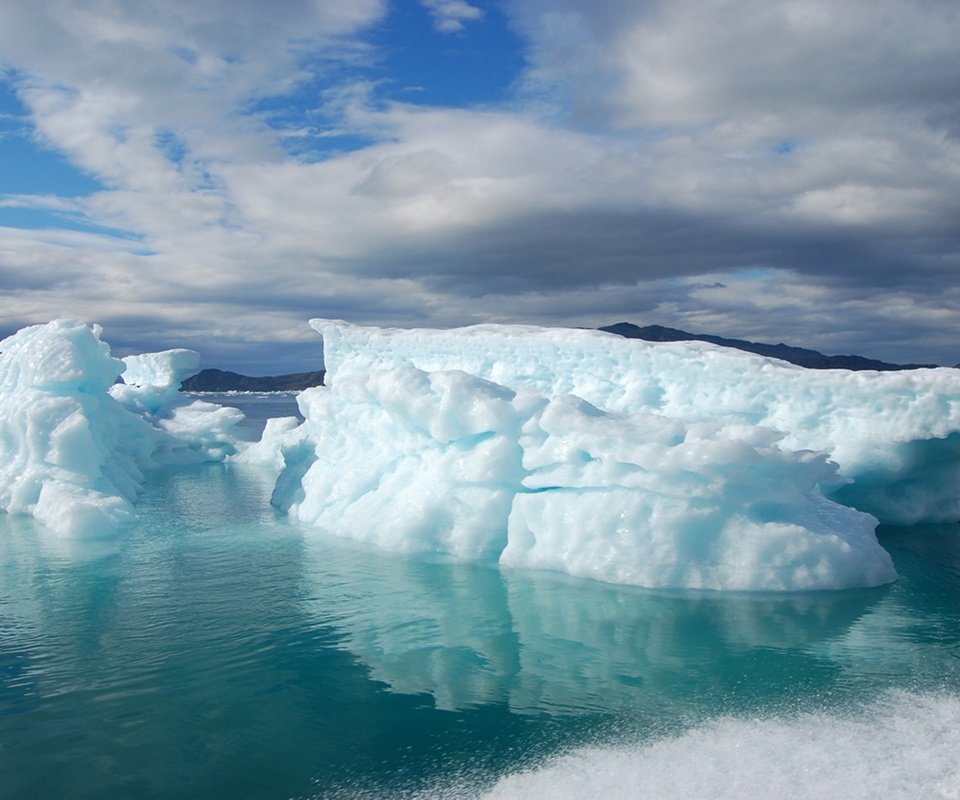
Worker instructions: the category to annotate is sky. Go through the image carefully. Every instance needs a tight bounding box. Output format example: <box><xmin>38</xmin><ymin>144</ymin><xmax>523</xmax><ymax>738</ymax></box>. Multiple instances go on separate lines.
<box><xmin>1</xmin><ymin>0</ymin><xmax>958</xmax><ymax>373</ymax></box>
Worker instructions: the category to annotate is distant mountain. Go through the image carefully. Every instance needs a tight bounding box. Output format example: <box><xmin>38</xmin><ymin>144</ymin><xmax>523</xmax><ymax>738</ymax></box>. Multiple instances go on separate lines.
<box><xmin>181</xmin><ymin>368</ymin><xmax>325</xmax><ymax>392</ymax></box>
<box><xmin>599</xmin><ymin>323</ymin><xmax>940</xmax><ymax>371</ymax></box>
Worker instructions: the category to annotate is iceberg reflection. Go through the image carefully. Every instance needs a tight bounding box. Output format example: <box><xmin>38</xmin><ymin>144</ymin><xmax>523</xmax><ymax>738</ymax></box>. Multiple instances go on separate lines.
<box><xmin>299</xmin><ymin>531</ymin><xmax>886</xmax><ymax>715</ymax></box>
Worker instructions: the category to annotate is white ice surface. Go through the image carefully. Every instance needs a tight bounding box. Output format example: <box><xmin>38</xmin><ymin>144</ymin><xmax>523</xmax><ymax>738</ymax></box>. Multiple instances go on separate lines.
<box><xmin>314</xmin><ymin>320</ymin><xmax>960</xmax><ymax>525</ymax></box>
<box><xmin>0</xmin><ymin>321</ymin><xmax>149</xmax><ymax>536</ymax></box>
<box><xmin>111</xmin><ymin>348</ymin><xmax>244</xmax><ymax>464</ymax></box>
<box><xmin>0</xmin><ymin>320</ymin><xmax>244</xmax><ymax>536</ymax></box>
<box><xmin>254</xmin><ymin>320</ymin><xmax>941</xmax><ymax>591</ymax></box>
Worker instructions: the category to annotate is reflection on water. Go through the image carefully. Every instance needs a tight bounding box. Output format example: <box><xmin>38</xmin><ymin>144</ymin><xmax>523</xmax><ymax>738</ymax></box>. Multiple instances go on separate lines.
<box><xmin>299</xmin><ymin>532</ymin><xmax>893</xmax><ymax>717</ymax></box>
<box><xmin>0</xmin><ymin>461</ymin><xmax>959</xmax><ymax>800</ymax></box>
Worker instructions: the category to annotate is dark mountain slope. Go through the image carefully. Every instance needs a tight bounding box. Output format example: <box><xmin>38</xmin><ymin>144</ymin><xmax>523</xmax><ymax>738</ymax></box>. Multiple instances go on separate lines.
<box><xmin>181</xmin><ymin>368</ymin><xmax>325</xmax><ymax>392</ymax></box>
<box><xmin>599</xmin><ymin>323</ymin><xmax>939</xmax><ymax>371</ymax></box>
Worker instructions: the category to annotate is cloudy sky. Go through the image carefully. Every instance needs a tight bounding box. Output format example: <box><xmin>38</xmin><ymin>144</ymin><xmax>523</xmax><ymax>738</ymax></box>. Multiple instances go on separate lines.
<box><xmin>1</xmin><ymin>0</ymin><xmax>958</xmax><ymax>372</ymax></box>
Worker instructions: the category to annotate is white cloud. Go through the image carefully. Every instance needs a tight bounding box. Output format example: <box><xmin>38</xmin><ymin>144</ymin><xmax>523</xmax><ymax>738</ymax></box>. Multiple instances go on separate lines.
<box><xmin>420</xmin><ymin>0</ymin><xmax>484</xmax><ymax>33</ymax></box>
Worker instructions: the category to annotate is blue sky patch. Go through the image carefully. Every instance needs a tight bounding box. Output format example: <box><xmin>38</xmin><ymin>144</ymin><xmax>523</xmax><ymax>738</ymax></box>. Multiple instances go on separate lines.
<box><xmin>248</xmin><ymin>1</ymin><xmax>526</xmax><ymax>161</ymax></box>
<box><xmin>0</xmin><ymin>205</ymin><xmax>144</xmax><ymax>243</ymax></box>
<box><xmin>368</xmin><ymin>1</ymin><xmax>525</xmax><ymax>108</ymax></box>
<box><xmin>0</xmin><ymin>80</ymin><xmax>103</xmax><ymax>197</ymax></box>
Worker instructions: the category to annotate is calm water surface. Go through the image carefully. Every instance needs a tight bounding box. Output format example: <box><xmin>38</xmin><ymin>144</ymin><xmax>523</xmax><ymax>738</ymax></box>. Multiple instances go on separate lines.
<box><xmin>1</xmin><ymin>395</ymin><xmax>958</xmax><ymax>798</ymax></box>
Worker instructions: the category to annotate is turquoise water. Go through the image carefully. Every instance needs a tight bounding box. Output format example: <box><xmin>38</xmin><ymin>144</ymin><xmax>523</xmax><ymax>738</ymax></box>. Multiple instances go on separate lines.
<box><xmin>1</xmin><ymin>395</ymin><xmax>959</xmax><ymax>798</ymax></box>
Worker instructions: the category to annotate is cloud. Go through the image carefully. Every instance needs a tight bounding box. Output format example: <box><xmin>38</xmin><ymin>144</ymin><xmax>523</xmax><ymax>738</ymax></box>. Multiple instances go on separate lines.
<box><xmin>0</xmin><ymin>0</ymin><xmax>958</xmax><ymax>370</ymax></box>
<box><xmin>508</xmin><ymin>0</ymin><xmax>960</xmax><ymax>125</ymax></box>
<box><xmin>420</xmin><ymin>0</ymin><xmax>485</xmax><ymax>33</ymax></box>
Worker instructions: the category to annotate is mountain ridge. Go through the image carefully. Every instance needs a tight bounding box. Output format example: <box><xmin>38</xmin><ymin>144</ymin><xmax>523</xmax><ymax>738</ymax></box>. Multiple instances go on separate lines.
<box><xmin>181</xmin><ymin>368</ymin><xmax>325</xmax><ymax>392</ymax></box>
<box><xmin>599</xmin><ymin>322</ymin><xmax>941</xmax><ymax>371</ymax></box>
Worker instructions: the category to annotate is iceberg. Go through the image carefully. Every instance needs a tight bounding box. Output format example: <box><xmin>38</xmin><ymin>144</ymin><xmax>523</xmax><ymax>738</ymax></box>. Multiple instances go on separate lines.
<box><xmin>254</xmin><ymin>319</ymin><xmax>960</xmax><ymax>591</ymax></box>
<box><xmin>314</xmin><ymin>320</ymin><xmax>960</xmax><ymax>526</ymax></box>
<box><xmin>0</xmin><ymin>320</ymin><xmax>146</xmax><ymax>537</ymax></box>
<box><xmin>110</xmin><ymin>348</ymin><xmax>245</xmax><ymax>464</ymax></box>
<box><xmin>0</xmin><ymin>320</ymin><xmax>244</xmax><ymax>537</ymax></box>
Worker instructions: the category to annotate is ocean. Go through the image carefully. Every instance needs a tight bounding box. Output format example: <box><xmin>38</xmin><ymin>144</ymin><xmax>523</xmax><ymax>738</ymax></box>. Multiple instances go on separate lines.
<box><xmin>1</xmin><ymin>393</ymin><xmax>958</xmax><ymax>799</ymax></box>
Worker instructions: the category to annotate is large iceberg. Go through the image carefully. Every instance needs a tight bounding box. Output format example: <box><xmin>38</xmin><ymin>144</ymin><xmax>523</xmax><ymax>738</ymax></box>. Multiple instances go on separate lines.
<box><xmin>314</xmin><ymin>320</ymin><xmax>960</xmax><ymax>526</ymax></box>
<box><xmin>0</xmin><ymin>320</ymin><xmax>243</xmax><ymax>537</ymax></box>
<box><xmin>252</xmin><ymin>319</ymin><xmax>958</xmax><ymax>591</ymax></box>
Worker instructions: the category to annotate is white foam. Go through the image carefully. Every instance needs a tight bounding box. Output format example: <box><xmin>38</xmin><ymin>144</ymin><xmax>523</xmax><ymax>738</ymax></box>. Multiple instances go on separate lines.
<box><xmin>477</xmin><ymin>692</ymin><xmax>960</xmax><ymax>800</ymax></box>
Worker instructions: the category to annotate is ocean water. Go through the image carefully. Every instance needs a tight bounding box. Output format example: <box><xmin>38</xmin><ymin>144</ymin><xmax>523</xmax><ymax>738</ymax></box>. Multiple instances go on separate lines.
<box><xmin>1</xmin><ymin>394</ymin><xmax>959</xmax><ymax>799</ymax></box>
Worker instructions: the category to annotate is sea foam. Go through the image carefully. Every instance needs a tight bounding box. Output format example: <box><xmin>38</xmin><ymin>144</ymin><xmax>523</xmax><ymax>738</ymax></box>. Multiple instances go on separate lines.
<box><xmin>475</xmin><ymin>692</ymin><xmax>960</xmax><ymax>800</ymax></box>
